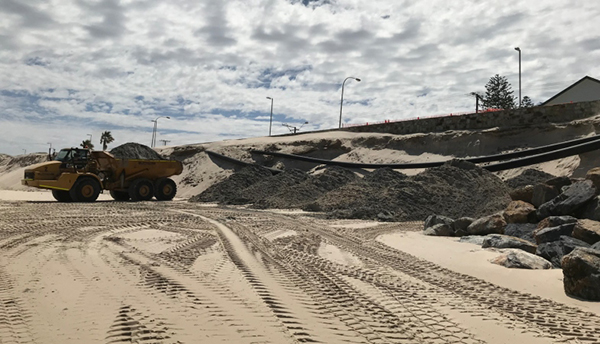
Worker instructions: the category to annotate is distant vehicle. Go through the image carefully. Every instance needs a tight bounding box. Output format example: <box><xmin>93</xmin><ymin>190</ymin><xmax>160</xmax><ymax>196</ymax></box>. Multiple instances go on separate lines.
<box><xmin>22</xmin><ymin>148</ymin><xmax>183</xmax><ymax>202</ymax></box>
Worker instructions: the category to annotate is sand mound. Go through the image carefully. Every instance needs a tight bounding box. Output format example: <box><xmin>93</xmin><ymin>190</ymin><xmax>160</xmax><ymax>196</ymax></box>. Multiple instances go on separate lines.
<box><xmin>110</xmin><ymin>142</ymin><xmax>165</xmax><ymax>160</ymax></box>
<box><xmin>253</xmin><ymin>166</ymin><xmax>358</xmax><ymax>209</ymax></box>
<box><xmin>505</xmin><ymin>169</ymin><xmax>556</xmax><ymax>189</ymax></box>
<box><xmin>189</xmin><ymin>160</ymin><xmax>511</xmax><ymax>222</ymax></box>
<box><xmin>189</xmin><ymin>165</ymin><xmax>273</xmax><ymax>204</ymax></box>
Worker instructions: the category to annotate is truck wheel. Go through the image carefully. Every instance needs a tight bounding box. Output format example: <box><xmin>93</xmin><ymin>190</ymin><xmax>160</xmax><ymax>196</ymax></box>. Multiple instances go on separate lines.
<box><xmin>129</xmin><ymin>178</ymin><xmax>154</xmax><ymax>201</ymax></box>
<box><xmin>154</xmin><ymin>178</ymin><xmax>177</xmax><ymax>201</ymax></box>
<box><xmin>52</xmin><ymin>190</ymin><xmax>73</xmax><ymax>202</ymax></box>
<box><xmin>69</xmin><ymin>178</ymin><xmax>101</xmax><ymax>202</ymax></box>
<box><xmin>110</xmin><ymin>190</ymin><xmax>130</xmax><ymax>202</ymax></box>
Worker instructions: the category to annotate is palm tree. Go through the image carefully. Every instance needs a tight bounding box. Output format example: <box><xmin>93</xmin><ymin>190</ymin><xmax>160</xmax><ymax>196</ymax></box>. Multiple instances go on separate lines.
<box><xmin>81</xmin><ymin>139</ymin><xmax>94</xmax><ymax>150</ymax></box>
<box><xmin>100</xmin><ymin>131</ymin><xmax>115</xmax><ymax>151</ymax></box>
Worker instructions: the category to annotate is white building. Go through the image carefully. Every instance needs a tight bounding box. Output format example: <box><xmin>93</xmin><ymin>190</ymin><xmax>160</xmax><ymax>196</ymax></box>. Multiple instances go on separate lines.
<box><xmin>543</xmin><ymin>76</ymin><xmax>600</xmax><ymax>106</ymax></box>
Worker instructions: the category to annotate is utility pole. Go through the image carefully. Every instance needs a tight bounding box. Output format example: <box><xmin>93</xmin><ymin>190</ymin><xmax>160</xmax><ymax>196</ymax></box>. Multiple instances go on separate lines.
<box><xmin>159</xmin><ymin>139</ymin><xmax>171</xmax><ymax>146</ymax></box>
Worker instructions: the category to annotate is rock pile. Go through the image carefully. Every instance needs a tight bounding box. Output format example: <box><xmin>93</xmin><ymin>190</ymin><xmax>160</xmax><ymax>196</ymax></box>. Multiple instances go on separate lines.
<box><xmin>110</xmin><ymin>142</ymin><xmax>166</xmax><ymax>160</ymax></box>
<box><xmin>424</xmin><ymin>167</ymin><xmax>600</xmax><ymax>300</ymax></box>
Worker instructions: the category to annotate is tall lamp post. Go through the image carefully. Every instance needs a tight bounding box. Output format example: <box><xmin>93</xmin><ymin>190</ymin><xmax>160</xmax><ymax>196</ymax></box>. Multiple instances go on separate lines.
<box><xmin>515</xmin><ymin>47</ymin><xmax>521</xmax><ymax>107</ymax></box>
<box><xmin>339</xmin><ymin>77</ymin><xmax>361</xmax><ymax>129</ymax></box>
<box><xmin>151</xmin><ymin>116</ymin><xmax>170</xmax><ymax>148</ymax></box>
<box><xmin>266</xmin><ymin>97</ymin><xmax>274</xmax><ymax>136</ymax></box>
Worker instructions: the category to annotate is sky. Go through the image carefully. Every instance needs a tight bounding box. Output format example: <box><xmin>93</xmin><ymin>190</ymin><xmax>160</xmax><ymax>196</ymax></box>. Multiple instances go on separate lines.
<box><xmin>1</xmin><ymin>0</ymin><xmax>599</xmax><ymax>156</ymax></box>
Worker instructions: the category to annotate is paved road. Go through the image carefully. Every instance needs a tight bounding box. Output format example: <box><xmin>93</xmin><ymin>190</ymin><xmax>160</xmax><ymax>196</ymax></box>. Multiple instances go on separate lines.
<box><xmin>1</xmin><ymin>200</ymin><xmax>599</xmax><ymax>343</ymax></box>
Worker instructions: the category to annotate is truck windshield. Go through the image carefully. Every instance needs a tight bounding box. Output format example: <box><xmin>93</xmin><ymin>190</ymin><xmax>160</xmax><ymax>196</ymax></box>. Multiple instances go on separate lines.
<box><xmin>54</xmin><ymin>149</ymin><xmax>72</xmax><ymax>162</ymax></box>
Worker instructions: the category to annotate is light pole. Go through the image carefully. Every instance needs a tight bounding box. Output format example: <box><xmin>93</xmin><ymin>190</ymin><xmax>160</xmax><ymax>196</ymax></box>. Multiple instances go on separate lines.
<box><xmin>266</xmin><ymin>97</ymin><xmax>274</xmax><ymax>136</ymax></box>
<box><xmin>339</xmin><ymin>77</ymin><xmax>361</xmax><ymax>129</ymax></box>
<box><xmin>151</xmin><ymin>116</ymin><xmax>170</xmax><ymax>148</ymax></box>
<box><xmin>87</xmin><ymin>133</ymin><xmax>92</xmax><ymax>142</ymax></box>
<box><xmin>515</xmin><ymin>47</ymin><xmax>521</xmax><ymax>107</ymax></box>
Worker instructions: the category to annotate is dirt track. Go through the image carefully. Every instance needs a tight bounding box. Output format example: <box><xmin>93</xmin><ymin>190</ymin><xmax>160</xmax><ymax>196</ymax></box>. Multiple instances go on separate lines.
<box><xmin>1</xmin><ymin>200</ymin><xmax>600</xmax><ymax>344</ymax></box>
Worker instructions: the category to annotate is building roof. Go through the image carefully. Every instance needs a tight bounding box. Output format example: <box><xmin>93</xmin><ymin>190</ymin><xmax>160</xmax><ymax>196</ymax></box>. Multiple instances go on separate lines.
<box><xmin>542</xmin><ymin>75</ymin><xmax>600</xmax><ymax>105</ymax></box>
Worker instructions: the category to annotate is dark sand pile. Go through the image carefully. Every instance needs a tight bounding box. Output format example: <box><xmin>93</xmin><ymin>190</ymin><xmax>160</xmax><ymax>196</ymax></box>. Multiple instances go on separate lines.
<box><xmin>190</xmin><ymin>160</ymin><xmax>512</xmax><ymax>222</ymax></box>
<box><xmin>311</xmin><ymin>160</ymin><xmax>511</xmax><ymax>221</ymax></box>
<box><xmin>110</xmin><ymin>143</ymin><xmax>165</xmax><ymax>160</ymax></box>
<box><xmin>189</xmin><ymin>165</ymin><xmax>273</xmax><ymax>204</ymax></box>
<box><xmin>505</xmin><ymin>169</ymin><xmax>556</xmax><ymax>189</ymax></box>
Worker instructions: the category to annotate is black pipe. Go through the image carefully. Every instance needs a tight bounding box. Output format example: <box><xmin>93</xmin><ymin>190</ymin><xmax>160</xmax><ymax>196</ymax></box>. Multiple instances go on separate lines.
<box><xmin>206</xmin><ymin>150</ymin><xmax>282</xmax><ymax>174</ymax></box>
<box><xmin>251</xmin><ymin>134</ymin><xmax>600</xmax><ymax>171</ymax></box>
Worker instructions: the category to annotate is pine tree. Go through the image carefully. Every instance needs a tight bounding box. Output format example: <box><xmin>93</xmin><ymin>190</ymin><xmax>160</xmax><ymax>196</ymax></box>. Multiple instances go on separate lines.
<box><xmin>482</xmin><ymin>74</ymin><xmax>516</xmax><ymax>110</ymax></box>
<box><xmin>521</xmin><ymin>96</ymin><xmax>534</xmax><ymax>108</ymax></box>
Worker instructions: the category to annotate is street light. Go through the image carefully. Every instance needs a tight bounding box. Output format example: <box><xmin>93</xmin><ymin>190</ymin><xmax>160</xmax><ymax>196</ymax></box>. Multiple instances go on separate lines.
<box><xmin>515</xmin><ymin>47</ymin><xmax>521</xmax><ymax>107</ymax></box>
<box><xmin>87</xmin><ymin>133</ymin><xmax>92</xmax><ymax>142</ymax></box>
<box><xmin>151</xmin><ymin>116</ymin><xmax>170</xmax><ymax>148</ymax></box>
<box><xmin>339</xmin><ymin>77</ymin><xmax>361</xmax><ymax>129</ymax></box>
<box><xmin>266</xmin><ymin>97</ymin><xmax>274</xmax><ymax>136</ymax></box>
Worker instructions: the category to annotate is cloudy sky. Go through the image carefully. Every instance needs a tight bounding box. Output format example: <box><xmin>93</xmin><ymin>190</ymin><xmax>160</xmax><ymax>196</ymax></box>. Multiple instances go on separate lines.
<box><xmin>1</xmin><ymin>0</ymin><xmax>599</xmax><ymax>155</ymax></box>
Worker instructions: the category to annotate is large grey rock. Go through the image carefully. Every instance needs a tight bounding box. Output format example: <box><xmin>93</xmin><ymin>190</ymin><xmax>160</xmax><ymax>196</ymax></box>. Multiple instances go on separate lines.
<box><xmin>504</xmin><ymin>223</ymin><xmax>536</xmax><ymax>243</ymax></box>
<box><xmin>482</xmin><ymin>234</ymin><xmax>537</xmax><ymax>254</ymax></box>
<box><xmin>531</xmin><ymin>181</ymin><xmax>564</xmax><ymax>208</ymax></box>
<box><xmin>467</xmin><ymin>214</ymin><xmax>506</xmax><ymax>236</ymax></box>
<box><xmin>535</xmin><ymin>215</ymin><xmax>578</xmax><ymax>232</ymax></box>
<box><xmin>592</xmin><ymin>242</ymin><xmax>600</xmax><ymax>250</ymax></box>
<box><xmin>491</xmin><ymin>249</ymin><xmax>552</xmax><ymax>269</ymax></box>
<box><xmin>572</xmin><ymin>219</ymin><xmax>600</xmax><ymax>245</ymax></box>
<box><xmin>424</xmin><ymin>214</ymin><xmax>454</xmax><ymax>230</ymax></box>
<box><xmin>503</xmin><ymin>201</ymin><xmax>536</xmax><ymax>224</ymax></box>
<box><xmin>424</xmin><ymin>223</ymin><xmax>453</xmax><ymax>237</ymax></box>
<box><xmin>562</xmin><ymin>247</ymin><xmax>600</xmax><ymax>301</ymax></box>
<box><xmin>579</xmin><ymin>196</ymin><xmax>600</xmax><ymax>221</ymax></box>
<box><xmin>536</xmin><ymin>236</ymin><xmax>591</xmax><ymax>268</ymax></box>
<box><xmin>458</xmin><ymin>236</ymin><xmax>486</xmax><ymax>245</ymax></box>
<box><xmin>452</xmin><ymin>217</ymin><xmax>474</xmax><ymax>237</ymax></box>
<box><xmin>536</xmin><ymin>180</ymin><xmax>597</xmax><ymax>220</ymax></box>
<box><xmin>534</xmin><ymin>223</ymin><xmax>576</xmax><ymax>244</ymax></box>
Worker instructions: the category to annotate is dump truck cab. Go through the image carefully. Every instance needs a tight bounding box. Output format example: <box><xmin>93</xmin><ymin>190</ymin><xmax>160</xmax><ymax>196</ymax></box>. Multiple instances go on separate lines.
<box><xmin>22</xmin><ymin>147</ymin><xmax>183</xmax><ymax>203</ymax></box>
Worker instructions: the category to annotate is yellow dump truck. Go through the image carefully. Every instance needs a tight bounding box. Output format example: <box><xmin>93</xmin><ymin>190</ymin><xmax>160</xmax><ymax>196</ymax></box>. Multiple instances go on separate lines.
<box><xmin>22</xmin><ymin>148</ymin><xmax>183</xmax><ymax>202</ymax></box>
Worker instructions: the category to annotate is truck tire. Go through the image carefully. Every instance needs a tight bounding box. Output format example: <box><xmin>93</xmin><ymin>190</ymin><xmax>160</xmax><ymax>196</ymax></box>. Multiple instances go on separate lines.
<box><xmin>129</xmin><ymin>178</ymin><xmax>154</xmax><ymax>202</ymax></box>
<box><xmin>110</xmin><ymin>190</ymin><xmax>130</xmax><ymax>202</ymax></box>
<box><xmin>154</xmin><ymin>178</ymin><xmax>177</xmax><ymax>201</ymax></box>
<box><xmin>69</xmin><ymin>177</ymin><xmax>101</xmax><ymax>202</ymax></box>
<box><xmin>52</xmin><ymin>190</ymin><xmax>73</xmax><ymax>202</ymax></box>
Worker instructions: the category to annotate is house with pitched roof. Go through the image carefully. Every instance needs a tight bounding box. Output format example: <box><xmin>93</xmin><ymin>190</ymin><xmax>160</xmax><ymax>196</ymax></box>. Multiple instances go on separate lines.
<box><xmin>543</xmin><ymin>76</ymin><xmax>600</xmax><ymax>106</ymax></box>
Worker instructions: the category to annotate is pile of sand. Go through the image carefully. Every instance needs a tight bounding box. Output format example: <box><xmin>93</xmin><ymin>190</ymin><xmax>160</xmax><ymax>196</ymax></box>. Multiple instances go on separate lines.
<box><xmin>110</xmin><ymin>143</ymin><xmax>165</xmax><ymax>160</ymax></box>
<box><xmin>313</xmin><ymin>160</ymin><xmax>511</xmax><ymax>221</ymax></box>
<box><xmin>190</xmin><ymin>160</ymin><xmax>512</xmax><ymax>222</ymax></box>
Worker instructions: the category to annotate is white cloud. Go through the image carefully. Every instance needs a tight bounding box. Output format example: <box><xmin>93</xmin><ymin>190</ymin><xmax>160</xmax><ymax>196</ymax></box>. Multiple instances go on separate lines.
<box><xmin>1</xmin><ymin>0</ymin><xmax>599</xmax><ymax>155</ymax></box>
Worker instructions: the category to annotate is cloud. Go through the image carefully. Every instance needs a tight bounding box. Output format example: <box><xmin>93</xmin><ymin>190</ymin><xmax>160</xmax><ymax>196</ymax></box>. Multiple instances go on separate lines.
<box><xmin>0</xmin><ymin>0</ymin><xmax>599</xmax><ymax>155</ymax></box>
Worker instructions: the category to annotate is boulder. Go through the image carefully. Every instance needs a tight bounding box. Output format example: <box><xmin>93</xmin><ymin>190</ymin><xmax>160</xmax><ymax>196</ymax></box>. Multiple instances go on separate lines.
<box><xmin>452</xmin><ymin>217</ymin><xmax>474</xmax><ymax>237</ymax></box>
<box><xmin>562</xmin><ymin>247</ymin><xmax>600</xmax><ymax>301</ymax></box>
<box><xmin>424</xmin><ymin>214</ymin><xmax>454</xmax><ymax>230</ymax></box>
<box><xmin>510</xmin><ymin>185</ymin><xmax>534</xmax><ymax>203</ymax></box>
<box><xmin>503</xmin><ymin>201</ymin><xmax>536</xmax><ymax>224</ymax></box>
<box><xmin>535</xmin><ymin>215</ymin><xmax>578</xmax><ymax>232</ymax></box>
<box><xmin>534</xmin><ymin>223</ymin><xmax>576</xmax><ymax>244</ymax></box>
<box><xmin>491</xmin><ymin>249</ymin><xmax>553</xmax><ymax>269</ymax></box>
<box><xmin>467</xmin><ymin>214</ymin><xmax>506</xmax><ymax>236</ymax></box>
<box><xmin>536</xmin><ymin>236</ymin><xmax>591</xmax><ymax>268</ymax></box>
<box><xmin>504</xmin><ymin>223</ymin><xmax>536</xmax><ymax>243</ymax></box>
<box><xmin>482</xmin><ymin>234</ymin><xmax>537</xmax><ymax>254</ymax></box>
<box><xmin>536</xmin><ymin>180</ymin><xmax>597</xmax><ymax>220</ymax></box>
<box><xmin>424</xmin><ymin>223</ymin><xmax>453</xmax><ymax>237</ymax></box>
<box><xmin>572</xmin><ymin>219</ymin><xmax>600</xmax><ymax>245</ymax></box>
<box><xmin>592</xmin><ymin>242</ymin><xmax>600</xmax><ymax>250</ymax></box>
<box><xmin>578</xmin><ymin>196</ymin><xmax>600</xmax><ymax>221</ymax></box>
<box><xmin>531</xmin><ymin>183</ymin><xmax>561</xmax><ymax>208</ymax></box>
<box><xmin>458</xmin><ymin>236</ymin><xmax>486</xmax><ymax>245</ymax></box>
<box><xmin>585</xmin><ymin>167</ymin><xmax>600</xmax><ymax>192</ymax></box>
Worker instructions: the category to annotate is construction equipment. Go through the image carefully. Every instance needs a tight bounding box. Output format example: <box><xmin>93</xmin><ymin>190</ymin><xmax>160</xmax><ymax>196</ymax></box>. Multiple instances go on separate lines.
<box><xmin>22</xmin><ymin>148</ymin><xmax>183</xmax><ymax>202</ymax></box>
